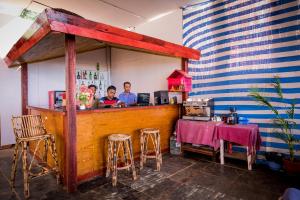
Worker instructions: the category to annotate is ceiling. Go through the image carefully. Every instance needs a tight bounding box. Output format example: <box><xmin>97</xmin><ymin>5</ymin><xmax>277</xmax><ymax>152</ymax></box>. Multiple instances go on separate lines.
<box><xmin>0</xmin><ymin>0</ymin><xmax>199</xmax><ymax>29</ymax></box>
<box><xmin>0</xmin><ymin>0</ymin><xmax>200</xmax><ymax>58</ymax></box>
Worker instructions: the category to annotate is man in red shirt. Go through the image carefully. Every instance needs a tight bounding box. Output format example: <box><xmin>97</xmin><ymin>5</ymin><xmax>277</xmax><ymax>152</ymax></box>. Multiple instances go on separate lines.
<box><xmin>99</xmin><ymin>85</ymin><xmax>121</xmax><ymax>108</ymax></box>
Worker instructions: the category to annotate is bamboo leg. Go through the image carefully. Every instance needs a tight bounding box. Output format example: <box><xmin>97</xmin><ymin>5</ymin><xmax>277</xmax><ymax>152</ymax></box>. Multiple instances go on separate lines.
<box><xmin>10</xmin><ymin>142</ymin><xmax>19</xmax><ymax>191</ymax></box>
<box><xmin>153</xmin><ymin>134</ymin><xmax>160</xmax><ymax>171</ymax></box>
<box><xmin>49</xmin><ymin>135</ymin><xmax>60</xmax><ymax>184</ymax></box>
<box><xmin>123</xmin><ymin>141</ymin><xmax>129</xmax><ymax>171</ymax></box>
<box><xmin>22</xmin><ymin>142</ymin><xmax>29</xmax><ymax>199</ymax></box>
<box><xmin>144</xmin><ymin>134</ymin><xmax>149</xmax><ymax>164</ymax></box>
<box><xmin>106</xmin><ymin>140</ymin><xmax>112</xmax><ymax>177</ymax></box>
<box><xmin>112</xmin><ymin>141</ymin><xmax>117</xmax><ymax>186</ymax></box>
<box><xmin>128</xmin><ymin>138</ymin><xmax>137</xmax><ymax>180</ymax></box>
<box><xmin>157</xmin><ymin>132</ymin><xmax>162</xmax><ymax>165</ymax></box>
<box><xmin>43</xmin><ymin>138</ymin><xmax>48</xmax><ymax>163</ymax></box>
<box><xmin>140</xmin><ymin>132</ymin><xmax>144</xmax><ymax>169</ymax></box>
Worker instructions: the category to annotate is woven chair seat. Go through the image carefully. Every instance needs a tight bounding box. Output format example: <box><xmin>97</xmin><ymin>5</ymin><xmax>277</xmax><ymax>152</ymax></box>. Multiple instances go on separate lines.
<box><xmin>141</xmin><ymin>128</ymin><xmax>159</xmax><ymax>134</ymax></box>
<box><xmin>108</xmin><ymin>134</ymin><xmax>131</xmax><ymax>141</ymax></box>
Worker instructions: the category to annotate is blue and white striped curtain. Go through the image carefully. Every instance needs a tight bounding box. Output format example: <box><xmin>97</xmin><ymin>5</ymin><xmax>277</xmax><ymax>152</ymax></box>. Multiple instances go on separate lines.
<box><xmin>183</xmin><ymin>0</ymin><xmax>300</xmax><ymax>159</ymax></box>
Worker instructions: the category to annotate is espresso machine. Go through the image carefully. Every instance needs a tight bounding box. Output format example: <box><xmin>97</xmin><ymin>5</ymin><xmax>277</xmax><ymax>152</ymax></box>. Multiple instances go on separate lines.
<box><xmin>182</xmin><ymin>98</ymin><xmax>214</xmax><ymax>121</ymax></box>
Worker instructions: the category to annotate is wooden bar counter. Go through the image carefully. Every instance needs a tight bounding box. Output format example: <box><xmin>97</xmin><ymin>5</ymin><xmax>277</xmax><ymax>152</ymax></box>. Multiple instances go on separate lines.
<box><xmin>27</xmin><ymin>104</ymin><xmax>179</xmax><ymax>183</ymax></box>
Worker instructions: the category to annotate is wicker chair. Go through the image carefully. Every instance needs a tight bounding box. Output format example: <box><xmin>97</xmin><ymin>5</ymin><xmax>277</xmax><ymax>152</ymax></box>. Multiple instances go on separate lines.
<box><xmin>11</xmin><ymin>115</ymin><xmax>60</xmax><ymax>199</ymax></box>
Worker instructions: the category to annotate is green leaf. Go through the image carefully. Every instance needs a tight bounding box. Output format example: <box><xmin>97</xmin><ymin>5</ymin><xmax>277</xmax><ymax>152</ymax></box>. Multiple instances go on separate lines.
<box><xmin>248</xmin><ymin>90</ymin><xmax>278</xmax><ymax>116</ymax></box>
<box><xmin>286</xmin><ymin>99</ymin><xmax>296</xmax><ymax>120</ymax></box>
<box><xmin>273</xmin><ymin>76</ymin><xmax>283</xmax><ymax>99</ymax></box>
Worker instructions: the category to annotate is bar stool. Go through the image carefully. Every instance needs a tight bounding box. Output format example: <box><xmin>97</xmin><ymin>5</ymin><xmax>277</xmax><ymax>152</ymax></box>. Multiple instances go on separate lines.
<box><xmin>11</xmin><ymin>115</ymin><xmax>60</xmax><ymax>199</ymax></box>
<box><xmin>140</xmin><ymin>128</ymin><xmax>162</xmax><ymax>171</ymax></box>
<box><xmin>106</xmin><ymin>134</ymin><xmax>137</xmax><ymax>186</ymax></box>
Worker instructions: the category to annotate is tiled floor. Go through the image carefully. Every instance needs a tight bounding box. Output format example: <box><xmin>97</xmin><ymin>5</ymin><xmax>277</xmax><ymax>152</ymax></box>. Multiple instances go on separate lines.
<box><xmin>0</xmin><ymin>148</ymin><xmax>299</xmax><ymax>200</ymax></box>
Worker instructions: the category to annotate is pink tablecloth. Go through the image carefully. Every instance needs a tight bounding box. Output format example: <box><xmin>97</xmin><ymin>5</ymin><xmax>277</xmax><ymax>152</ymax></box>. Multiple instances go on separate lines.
<box><xmin>215</xmin><ymin>124</ymin><xmax>261</xmax><ymax>152</ymax></box>
<box><xmin>176</xmin><ymin>119</ymin><xmax>221</xmax><ymax>150</ymax></box>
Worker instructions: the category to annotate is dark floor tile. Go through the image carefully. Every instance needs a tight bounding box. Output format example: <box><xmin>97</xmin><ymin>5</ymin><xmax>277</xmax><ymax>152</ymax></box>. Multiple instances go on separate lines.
<box><xmin>199</xmin><ymin>162</ymin><xmax>245</xmax><ymax>178</ymax></box>
<box><xmin>169</xmin><ymin>163</ymin><xmax>237</xmax><ymax>195</ymax></box>
<box><xmin>238</xmin><ymin>169</ymin><xmax>300</xmax><ymax>195</ymax></box>
<box><xmin>78</xmin><ymin>176</ymin><xmax>110</xmax><ymax>193</ymax></box>
<box><xmin>141</xmin><ymin>178</ymin><xmax>184</xmax><ymax>199</ymax></box>
<box><xmin>227</xmin><ymin>182</ymin><xmax>281</xmax><ymax>200</ymax></box>
<box><xmin>117</xmin><ymin>166</ymin><xmax>168</xmax><ymax>192</ymax></box>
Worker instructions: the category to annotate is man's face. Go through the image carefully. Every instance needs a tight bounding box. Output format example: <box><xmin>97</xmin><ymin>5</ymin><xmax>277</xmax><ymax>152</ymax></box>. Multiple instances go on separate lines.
<box><xmin>90</xmin><ymin>87</ymin><xmax>96</xmax><ymax>95</ymax></box>
<box><xmin>124</xmin><ymin>84</ymin><xmax>131</xmax><ymax>93</ymax></box>
<box><xmin>107</xmin><ymin>89</ymin><xmax>116</xmax><ymax>99</ymax></box>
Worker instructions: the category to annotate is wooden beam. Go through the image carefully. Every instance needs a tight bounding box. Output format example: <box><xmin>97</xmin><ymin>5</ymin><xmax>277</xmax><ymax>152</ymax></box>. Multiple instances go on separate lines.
<box><xmin>21</xmin><ymin>63</ymin><xmax>28</xmax><ymax>115</ymax></box>
<box><xmin>4</xmin><ymin>12</ymin><xmax>51</xmax><ymax>67</ymax></box>
<box><xmin>181</xmin><ymin>58</ymin><xmax>189</xmax><ymax>101</ymax></box>
<box><xmin>65</xmin><ymin>34</ymin><xmax>77</xmax><ymax>192</ymax></box>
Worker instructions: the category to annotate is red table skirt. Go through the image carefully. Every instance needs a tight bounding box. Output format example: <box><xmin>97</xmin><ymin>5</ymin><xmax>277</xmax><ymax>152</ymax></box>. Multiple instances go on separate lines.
<box><xmin>176</xmin><ymin>119</ymin><xmax>221</xmax><ymax>150</ymax></box>
<box><xmin>176</xmin><ymin>119</ymin><xmax>261</xmax><ymax>153</ymax></box>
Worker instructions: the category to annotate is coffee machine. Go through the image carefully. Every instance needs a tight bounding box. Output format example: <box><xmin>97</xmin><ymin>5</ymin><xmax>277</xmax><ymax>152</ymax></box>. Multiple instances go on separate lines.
<box><xmin>154</xmin><ymin>91</ymin><xmax>169</xmax><ymax>105</ymax></box>
<box><xmin>182</xmin><ymin>98</ymin><xmax>214</xmax><ymax>121</ymax></box>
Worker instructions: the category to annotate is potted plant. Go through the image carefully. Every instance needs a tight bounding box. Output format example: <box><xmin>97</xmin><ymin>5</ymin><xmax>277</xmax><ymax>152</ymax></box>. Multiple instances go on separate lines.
<box><xmin>248</xmin><ymin>76</ymin><xmax>300</xmax><ymax>173</ymax></box>
<box><xmin>78</xmin><ymin>85</ymin><xmax>93</xmax><ymax>110</ymax></box>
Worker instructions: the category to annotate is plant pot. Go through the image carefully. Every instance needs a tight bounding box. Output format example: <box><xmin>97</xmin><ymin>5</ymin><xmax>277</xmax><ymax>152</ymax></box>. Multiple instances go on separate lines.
<box><xmin>283</xmin><ymin>159</ymin><xmax>300</xmax><ymax>174</ymax></box>
<box><xmin>79</xmin><ymin>104</ymin><xmax>86</xmax><ymax>110</ymax></box>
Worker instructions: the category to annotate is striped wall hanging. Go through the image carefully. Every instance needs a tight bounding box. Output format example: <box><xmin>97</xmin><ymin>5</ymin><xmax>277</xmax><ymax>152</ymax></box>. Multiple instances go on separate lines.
<box><xmin>183</xmin><ymin>0</ymin><xmax>300</xmax><ymax>160</ymax></box>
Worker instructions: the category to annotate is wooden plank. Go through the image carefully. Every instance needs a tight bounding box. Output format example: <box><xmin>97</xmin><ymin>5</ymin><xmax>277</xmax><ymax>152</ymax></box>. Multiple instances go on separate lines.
<box><xmin>21</xmin><ymin>63</ymin><xmax>28</xmax><ymax>115</ymax></box>
<box><xmin>65</xmin><ymin>34</ymin><xmax>77</xmax><ymax>192</ymax></box>
<box><xmin>4</xmin><ymin>12</ymin><xmax>51</xmax><ymax>67</ymax></box>
<box><xmin>181</xmin><ymin>143</ymin><xmax>218</xmax><ymax>157</ymax></box>
<box><xmin>76</xmin><ymin>105</ymin><xmax>179</xmax><ymax>182</ymax></box>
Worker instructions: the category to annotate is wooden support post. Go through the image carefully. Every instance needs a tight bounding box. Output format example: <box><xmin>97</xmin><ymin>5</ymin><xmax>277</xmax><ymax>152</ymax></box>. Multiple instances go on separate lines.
<box><xmin>21</xmin><ymin>63</ymin><xmax>28</xmax><ymax>115</ymax></box>
<box><xmin>181</xmin><ymin>58</ymin><xmax>189</xmax><ymax>101</ymax></box>
<box><xmin>65</xmin><ymin>34</ymin><xmax>77</xmax><ymax>192</ymax></box>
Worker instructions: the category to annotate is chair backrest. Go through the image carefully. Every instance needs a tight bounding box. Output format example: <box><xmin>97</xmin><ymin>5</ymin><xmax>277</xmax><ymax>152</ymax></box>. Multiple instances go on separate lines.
<box><xmin>11</xmin><ymin>115</ymin><xmax>47</xmax><ymax>139</ymax></box>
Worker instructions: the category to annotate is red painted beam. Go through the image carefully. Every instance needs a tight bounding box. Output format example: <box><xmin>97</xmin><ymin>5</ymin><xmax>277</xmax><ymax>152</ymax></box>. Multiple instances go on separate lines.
<box><xmin>65</xmin><ymin>34</ymin><xmax>77</xmax><ymax>192</ymax></box>
<box><xmin>4</xmin><ymin>12</ymin><xmax>51</xmax><ymax>67</ymax></box>
<box><xmin>4</xmin><ymin>8</ymin><xmax>200</xmax><ymax>67</ymax></box>
<box><xmin>21</xmin><ymin>63</ymin><xmax>28</xmax><ymax>115</ymax></box>
<box><xmin>181</xmin><ymin>58</ymin><xmax>189</xmax><ymax>101</ymax></box>
<box><xmin>44</xmin><ymin>8</ymin><xmax>200</xmax><ymax>59</ymax></box>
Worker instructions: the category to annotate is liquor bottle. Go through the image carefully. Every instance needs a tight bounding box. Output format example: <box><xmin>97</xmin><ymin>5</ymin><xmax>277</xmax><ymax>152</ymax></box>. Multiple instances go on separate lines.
<box><xmin>96</xmin><ymin>62</ymin><xmax>100</xmax><ymax>71</ymax></box>
<box><xmin>94</xmin><ymin>72</ymin><xmax>97</xmax><ymax>80</ymax></box>
<box><xmin>77</xmin><ymin>72</ymin><xmax>80</xmax><ymax>79</ymax></box>
<box><xmin>89</xmin><ymin>71</ymin><xmax>92</xmax><ymax>80</ymax></box>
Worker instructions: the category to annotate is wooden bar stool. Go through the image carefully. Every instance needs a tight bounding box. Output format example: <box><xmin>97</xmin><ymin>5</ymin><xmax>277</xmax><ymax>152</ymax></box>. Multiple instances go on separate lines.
<box><xmin>140</xmin><ymin>128</ymin><xmax>162</xmax><ymax>171</ymax></box>
<box><xmin>11</xmin><ymin>115</ymin><xmax>60</xmax><ymax>199</ymax></box>
<box><xmin>106</xmin><ymin>134</ymin><xmax>137</xmax><ymax>186</ymax></box>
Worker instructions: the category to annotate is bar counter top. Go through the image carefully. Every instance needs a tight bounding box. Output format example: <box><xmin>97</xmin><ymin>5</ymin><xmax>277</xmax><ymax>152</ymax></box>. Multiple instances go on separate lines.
<box><xmin>27</xmin><ymin>104</ymin><xmax>180</xmax><ymax>115</ymax></box>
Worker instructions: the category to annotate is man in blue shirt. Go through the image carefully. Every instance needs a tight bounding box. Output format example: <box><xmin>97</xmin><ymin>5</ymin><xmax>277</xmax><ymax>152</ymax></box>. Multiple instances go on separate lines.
<box><xmin>119</xmin><ymin>81</ymin><xmax>137</xmax><ymax>107</ymax></box>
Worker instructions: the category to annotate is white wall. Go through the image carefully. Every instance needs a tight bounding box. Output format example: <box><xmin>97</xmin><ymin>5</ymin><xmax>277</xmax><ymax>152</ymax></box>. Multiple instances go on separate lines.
<box><xmin>135</xmin><ymin>9</ymin><xmax>183</xmax><ymax>45</ymax></box>
<box><xmin>28</xmin><ymin>48</ymin><xmax>107</xmax><ymax>106</ymax></box>
<box><xmin>0</xmin><ymin>59</ymin><xmax>21</xmax><ymax>145</ymax></box>
<box><xmin>111</xmin><ymin>48</ymin><xmax>181</xmax><ymax>103</ymax></box>
<box><xmin>111</xmin><ymin>9</ymin><xmax>183</xmax><ymax>103</ymax></box>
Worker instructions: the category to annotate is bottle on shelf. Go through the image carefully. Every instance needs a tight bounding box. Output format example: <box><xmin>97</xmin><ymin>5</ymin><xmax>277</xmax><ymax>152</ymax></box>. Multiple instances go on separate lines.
<box><xmin>89</xmin><ymin>71</ymin><xmax>92</xmax><ymax>80</ymax></box>
<box><xmin>94</xmin><ymin>72</ymin><xmax>97</xmax><ymax>80</ymax></box>
<box><xmin>77</xmin><ymin>71</ymin><xmax>80</xmax><ymax>79</ymax></box>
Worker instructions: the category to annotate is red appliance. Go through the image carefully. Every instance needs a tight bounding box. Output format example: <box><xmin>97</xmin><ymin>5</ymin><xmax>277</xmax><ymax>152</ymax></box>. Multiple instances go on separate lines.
<box><xmin>48</xmin><ymin>91</ymin><xmax>66</xmax><ymax>108</ymax></box>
